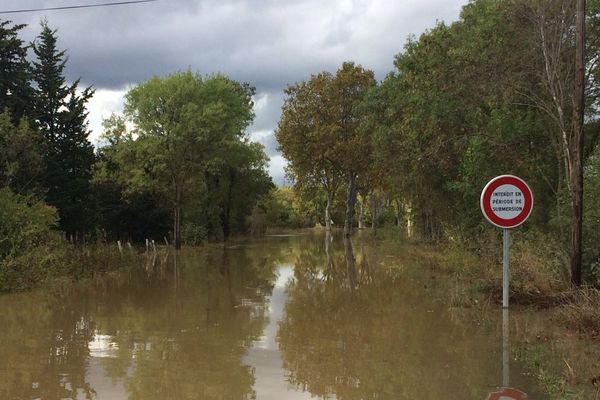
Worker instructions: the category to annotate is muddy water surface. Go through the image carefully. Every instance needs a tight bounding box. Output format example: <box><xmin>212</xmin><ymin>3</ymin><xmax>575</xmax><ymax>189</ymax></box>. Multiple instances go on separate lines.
<box><xmin>0</xmin><ymin>232</ymin><xmax>548</xmax><ymax>399</ymax></box>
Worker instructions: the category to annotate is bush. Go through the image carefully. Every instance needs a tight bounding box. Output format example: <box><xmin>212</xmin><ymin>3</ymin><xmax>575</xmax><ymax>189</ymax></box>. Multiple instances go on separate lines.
<box><xmin>182</xmin><ymin>223</ymin><xmax>208</xmax><ymax>246</ymax></box>
<box><xmin>0</xmin><ymin>188</ymin><xmax>68</xmax><ymax>291</ymax></box>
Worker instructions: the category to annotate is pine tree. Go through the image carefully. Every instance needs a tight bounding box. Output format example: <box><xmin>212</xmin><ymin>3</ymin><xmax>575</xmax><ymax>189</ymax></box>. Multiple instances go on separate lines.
<box><xmin>0</xmin><ymin>20</ymin><xmax>33</xmax><ymax>123</ymax></box>
<box><xmin>32</xmin><ymin>21</ymin><xmax>95</xmax><ymax>239</ymax></box>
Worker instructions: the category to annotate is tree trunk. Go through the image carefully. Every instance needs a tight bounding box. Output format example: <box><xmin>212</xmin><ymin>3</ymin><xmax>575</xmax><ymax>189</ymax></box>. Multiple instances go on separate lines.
<box><xmin>343</xmin><ymin>236</ymin><xmax>357</xmax><ymax>290</ymax></box>
<box><xmin>174</xmin><ymin>186</ymin><xmax>182</xmax><ymax>250</ymax></box>
<box><xmin>344</xmin><ymin>173</ymin><xmax>357</xmax><ymax>238</ymax></box>
<box><xmin>371</xmin><ymin>197</ymin><xmax>377</xmax><ymax>230</ymax></box>
<box><xmin>221</xmin><ymin>169</ymin><xmax>235</xmax><ymax>240</ymax></box>
<box><xmin>394</xmin><ymin>198</ymin><xmax>402</xmax><ymax>228</ymax></box>
<box><xmin>406</xmin><ymin>201</ymin><xmax>414</xmax><ymax>239</ymax></box>
<box><xmin>358</xmin><ymin>194</ymin><xmax>365</xmax><ymax>229</ymax></box>
<box><xmin>325</xmin><ymin>191</ymin><xmax>333</xmax><ymax>230</ymax></box>
<box><xmin>571</xmin><ymin>0</ymin><xmax>585</xmax><ymax>286</ymax></box>
<box><xmin>325</xmin><ymin>230</ymin><xmax>333</xmax><ymax>278</ymax></box>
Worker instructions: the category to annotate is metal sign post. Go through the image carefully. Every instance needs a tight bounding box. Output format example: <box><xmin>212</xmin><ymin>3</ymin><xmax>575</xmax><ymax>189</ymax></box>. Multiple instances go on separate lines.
<box><xmin>486</xmin><ymin>308</ymin><xmax>529</xmax><ymax>399</ymax></box>
<box><xmin>481</xmin><ymin>175</ymin><xmax>533</xmax><ymax>309</ymax></box>
<box><xmin>502</xmin><ymin>308</ymin><xmax>510</xmax><ymax>388</ymax></box>
<box><xmin>503</xmin><ymin>228</ymin><xmax>510</xmax><ymax>309</ymax></box>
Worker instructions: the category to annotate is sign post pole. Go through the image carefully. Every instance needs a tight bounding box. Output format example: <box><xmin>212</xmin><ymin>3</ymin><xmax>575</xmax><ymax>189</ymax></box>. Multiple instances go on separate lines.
<box><xmin>503</xmin><ymin>228</ymin><xmax>510</xmax><ymax>309</ymax></box>
<box><xmin>502</xmin><ymin>308</ymin><xmax>510</xmax><ymax>388</ymax></box>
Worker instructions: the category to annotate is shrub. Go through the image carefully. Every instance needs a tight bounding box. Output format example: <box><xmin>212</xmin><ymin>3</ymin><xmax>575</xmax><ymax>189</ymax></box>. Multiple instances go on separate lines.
<box><xmin>0</xmin><ymin>188</ymin><xmax>68</xmax><ymax>291</ymax></box>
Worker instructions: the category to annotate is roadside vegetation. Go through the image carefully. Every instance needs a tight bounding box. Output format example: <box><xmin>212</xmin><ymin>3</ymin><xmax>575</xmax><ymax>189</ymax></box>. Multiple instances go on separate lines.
<box><xmin>0</xmin><ymin>20</ymin><xmax>274</xmax><ymax>291</ymax></box>
<box><xmin>275</xmin><ymin>0</ymin><xmax>600</xmax><ymax>310</ymax></box>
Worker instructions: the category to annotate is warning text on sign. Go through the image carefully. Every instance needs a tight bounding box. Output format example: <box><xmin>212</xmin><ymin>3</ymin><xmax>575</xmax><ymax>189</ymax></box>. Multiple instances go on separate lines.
<box><xmin>489</xmin><ymin>185</ymin><xmax>524</xmax><ymax>219</ymax></box>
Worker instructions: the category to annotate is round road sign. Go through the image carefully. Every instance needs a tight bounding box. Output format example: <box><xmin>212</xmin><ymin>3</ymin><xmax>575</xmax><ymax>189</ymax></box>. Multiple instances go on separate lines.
<box><xmin>486</xmin><ymin>387</ymin><xmax>528</xmax><ymax>400</ymax></box>
<box><xmin>480</xmin><ymin>175</ymin><xmax>533</xmax><ymax>229</ymax></box>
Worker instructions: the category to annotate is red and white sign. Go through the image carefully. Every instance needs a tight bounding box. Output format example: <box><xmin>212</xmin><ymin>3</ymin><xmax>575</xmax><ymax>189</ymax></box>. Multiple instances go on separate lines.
<box><xmin>486</xmin><ymin>387</ymin><xmax>528</xmax><ymax>400</ymax></box>
<box><xmin>480</xmin><ymin>175</ymin><xmax>533</xmax><ymax>229</ymax></box>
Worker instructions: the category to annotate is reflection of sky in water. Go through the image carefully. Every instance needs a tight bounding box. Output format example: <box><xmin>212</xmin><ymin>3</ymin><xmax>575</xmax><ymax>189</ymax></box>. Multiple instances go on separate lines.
<box><xmin>244</xmin><ymin>265</ymin><xmax>316</xmax><ymax>399</ymax></box>
<box><xmin>85</xmin><ymin>265</ymin><xmax>317</xmax><ymax>399</ymax></box>
<box><xmin>88</xmin><ymin>334</ymin><xmax>118</xmax><ymax>358</ymax></box>
<box><xmin>86</xmin><ymin>334</ymin><xmax>133</xmax><ymax>399</ymax></box>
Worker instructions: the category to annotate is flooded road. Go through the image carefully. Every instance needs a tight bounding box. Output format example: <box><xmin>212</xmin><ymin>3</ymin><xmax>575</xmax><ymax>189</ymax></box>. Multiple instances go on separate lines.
<box><xmin>0</xmin><ymin>232</ymin><xmax>547</xmax><ymax>399</ymax></box>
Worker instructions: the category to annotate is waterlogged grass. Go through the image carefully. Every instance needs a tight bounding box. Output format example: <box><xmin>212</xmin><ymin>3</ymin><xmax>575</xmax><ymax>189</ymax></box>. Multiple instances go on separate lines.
<box><xmin>362</xmin><ymin>228</ymin><xmax>600</xmax><ymax>399</ymax></box>
<box><xmin>514</xmin><ymin>330</ymin><xmax>600</xmax><ymax>400</ymax></box>
<box><xmin>0</xmin><ymin>240</ymin><xmax>167</xmax><ymax>293</ymax></box>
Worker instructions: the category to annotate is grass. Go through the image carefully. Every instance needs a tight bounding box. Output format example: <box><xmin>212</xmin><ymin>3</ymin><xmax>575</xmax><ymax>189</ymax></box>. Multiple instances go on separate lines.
<box><xmin>556</xmin><ymin>288</ymin><xmax>600</xmax><ymax>338</ymax></box>
<box><xmin>364</xmin><ymin>227</ymin><xmax>600</xmax><ymax>399</ymax></box>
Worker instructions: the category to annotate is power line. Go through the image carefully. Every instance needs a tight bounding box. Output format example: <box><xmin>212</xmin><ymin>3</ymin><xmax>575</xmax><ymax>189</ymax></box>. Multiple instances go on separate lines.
<box><xmin>0</xmin><ymin>0</ymin><xmax>160</xmax><ymax>15</ymax></box>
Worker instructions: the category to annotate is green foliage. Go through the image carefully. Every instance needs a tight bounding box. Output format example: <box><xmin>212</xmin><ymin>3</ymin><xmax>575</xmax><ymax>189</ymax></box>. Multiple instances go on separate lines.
<box><xmin>261</xmin><ymin>187</ymin><xmax>315</xmax><ymax>229</ymax></box>
<box><xmin>96</xmin><ymin>72</ymin><xmax>272</xmax><ymax>244</ymax></box>
<box><xmin>200</xmin><ymin>140</ymin><xmax>274</xmax><ymax>239</ymax></box>
<box><xmin>0</xmin><ymin>20</ymin><xmax>33</xmax><ymax>123</ymax></box>
<box><xmin>32</xmin><ymin>21</ymin><xmax>95</xmax><ymax>237</ymax></box>
<box><xmin>93</xmin><ymin>114</ymin><xmax>172</xmax><ymax>242</ymax></box>
<box><xmin>365</xmin><ymin>0</ymin><xmax>568</xmax><ymax>241</ymax></box>
<box><xmin>583</xmin><ymin>144</ymin><xmax>600</xmax><ymax>284</ymax></box>
<box><xmin>181</xmin><ymin>222</ymin><xmax>208</xmax><ymax>246</ymax></box>
<box><xmin>0</xmin><ymin>111</ymin><xmax>46</xmax><ymax>196</ymax></box>
<box><xmin>0</xmin><ymin>188</ymin><xmax>66</xmax><ymax>291</ymax></box>
<box><xmin>277</xmin><ymin>62</ymin><xmax>376</xmax><ymax>231</ymax></box>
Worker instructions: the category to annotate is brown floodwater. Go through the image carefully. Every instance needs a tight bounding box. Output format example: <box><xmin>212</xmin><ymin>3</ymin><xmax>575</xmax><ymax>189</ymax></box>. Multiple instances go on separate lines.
<box><xmin>0</xmin><ymin>231</ymin><xmax>549</xmax><ymax>399</ymax></box>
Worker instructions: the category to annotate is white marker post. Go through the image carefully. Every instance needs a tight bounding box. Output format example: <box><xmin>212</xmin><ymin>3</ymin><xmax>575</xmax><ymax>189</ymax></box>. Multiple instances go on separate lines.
<box><xmin>481</xmin><ymin>175</ymin><xmax>533</xmax><ymax>309</ymax></box>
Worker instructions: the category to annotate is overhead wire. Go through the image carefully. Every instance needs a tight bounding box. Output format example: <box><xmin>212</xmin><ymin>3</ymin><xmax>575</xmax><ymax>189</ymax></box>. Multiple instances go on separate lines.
<box><xmin>0</xmin><ymin>0</ymin><xmax>160</xmax><ymax>14</ymax></box>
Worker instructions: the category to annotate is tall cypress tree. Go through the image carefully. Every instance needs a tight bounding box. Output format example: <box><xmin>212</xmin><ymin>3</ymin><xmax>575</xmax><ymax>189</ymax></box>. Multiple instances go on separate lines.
<box><xmin>32</xmin><ymin>21</ymin><xmax>95</xmax><ymax>239</ymax></box>
<box><xmin>0</xmin><ymin>20</ymin><xmax>33</xmax><ymax>123</ymax></box>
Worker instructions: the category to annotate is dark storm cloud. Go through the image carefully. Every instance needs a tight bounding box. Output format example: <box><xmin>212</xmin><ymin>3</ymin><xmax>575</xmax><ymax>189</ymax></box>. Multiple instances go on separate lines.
<box><xmin>4</xmin><ymin>0</ymin><xmax>464</xmax><ymax>90</ymax></box>
<box><xmin>1</xmin><ymin>0</ymin><xmax>466</xmax><ymax>185</ymax></box>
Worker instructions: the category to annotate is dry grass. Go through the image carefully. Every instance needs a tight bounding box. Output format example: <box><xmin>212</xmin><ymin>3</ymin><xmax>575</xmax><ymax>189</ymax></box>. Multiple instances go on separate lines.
<box><xmin>557</xmin><ymin>288</ymin><xmax>600</xmax><ymax>338</ymax></box>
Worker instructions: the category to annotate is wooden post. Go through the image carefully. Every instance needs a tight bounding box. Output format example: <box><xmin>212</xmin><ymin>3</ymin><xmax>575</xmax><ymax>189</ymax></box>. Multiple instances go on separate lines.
<box><xmin>164</xmin><ymin>236</ymin><xmax>169</xmax><ymax>246</ymax></box>
<box><xmin>117</xmin><ymin>240</ymin><xmax>123</xmax><ymax>254</ymax></box>
<box><xmin>146</xmin><ymin>239</ymin><xmax>149</xmax><ymax>252</ymax></box>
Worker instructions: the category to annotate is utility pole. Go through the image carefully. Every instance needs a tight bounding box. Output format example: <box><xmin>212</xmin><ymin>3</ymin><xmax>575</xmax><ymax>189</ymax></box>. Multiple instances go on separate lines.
<box><xmin>571</xmin><ymin>0</ymin><xmax>586</xmax><ymax>286</ymax></box>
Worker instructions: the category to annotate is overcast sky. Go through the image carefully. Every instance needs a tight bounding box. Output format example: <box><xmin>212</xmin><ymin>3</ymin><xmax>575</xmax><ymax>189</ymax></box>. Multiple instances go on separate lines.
<box><xmin>3</xmin><ymin>0</ymin><xmax>467</xmax><ymax>185</ymax></box>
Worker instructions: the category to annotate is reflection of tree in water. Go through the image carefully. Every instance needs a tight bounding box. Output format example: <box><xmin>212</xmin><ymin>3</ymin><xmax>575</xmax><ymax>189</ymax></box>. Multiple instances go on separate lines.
<box><xmin>0</xmin><ymin>244</ymin><xmax>280</xmax><ymax>400</ymax></box>
<box><xmin>92</xmin><ymin>247</ymin><xmax>280</xmax><ymax>400</ymax></box>
<box><xmin>0</xmin><ymin>291</ymin><xmax>97</xmax><ymax>399</ymax></box>
<box><xmin>278</xmin><ymin>238</ymin><xmax>505</xmax><ymax>400</ymax></box>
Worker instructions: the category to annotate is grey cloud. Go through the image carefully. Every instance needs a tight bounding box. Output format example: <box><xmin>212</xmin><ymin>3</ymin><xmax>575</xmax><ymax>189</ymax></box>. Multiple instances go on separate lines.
<box><xmin>250</xmin><ymin>91</ymin><xmax>284</xmax><ymax>132</ymax></box>
<box><xmin>5</xmin><ymin>0</ymin><xmax>464</xmax><ymax>91</ymax></box>
<box><xmin>249</xmin><ymin>129</ymin><xmax>279</xmax><ymax>157</ymax></box>
<box><xmin>2</xmin><ymin>0</ymin><xmax>466</xmax><ymax>186</ymax></box>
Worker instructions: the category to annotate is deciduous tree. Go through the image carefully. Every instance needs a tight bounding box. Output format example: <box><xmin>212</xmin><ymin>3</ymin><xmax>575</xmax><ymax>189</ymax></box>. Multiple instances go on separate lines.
<box><xmin>277</xmin><ymin>62</ymin><xmax>375</xmax><ymax>235</ymax></box>
<box><xmin>123</xmin><ymin>71</ymin><xmax>256</xmax><ymax>248</ymax></box>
